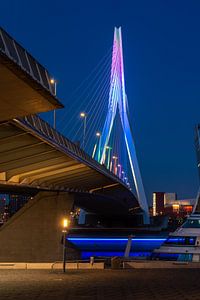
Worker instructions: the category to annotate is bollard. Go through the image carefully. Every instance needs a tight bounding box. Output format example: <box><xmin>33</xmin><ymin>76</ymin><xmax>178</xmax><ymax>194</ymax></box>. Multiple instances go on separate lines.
<box><xmin>90</xmin><ymin>256</ymin><xmax>94</xmax><ymax>266</ymax></box>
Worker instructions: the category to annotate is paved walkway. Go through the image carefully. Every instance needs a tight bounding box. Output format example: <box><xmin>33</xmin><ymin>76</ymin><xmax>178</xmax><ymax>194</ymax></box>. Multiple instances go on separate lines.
<box><xmin>0</xmin><ymin>269</ymin><xmax>200</xmax><ymax>299</ymax></box>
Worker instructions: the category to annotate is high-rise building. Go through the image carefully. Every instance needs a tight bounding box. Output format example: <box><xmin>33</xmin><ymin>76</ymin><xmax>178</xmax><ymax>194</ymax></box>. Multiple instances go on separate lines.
<box><xmin>152</xmin><ymin>192</ymin><xmax>165</xmax><ymax>216</ymax></box>
<box><xmin>151</xmin><ymin>191</ymin><xmax>195</xmax><ymax>219</ymax></box>
<box><xmin>164</xmin><ymin>193</ymin><xmax>177</xmax><ymax>205</ymax></box>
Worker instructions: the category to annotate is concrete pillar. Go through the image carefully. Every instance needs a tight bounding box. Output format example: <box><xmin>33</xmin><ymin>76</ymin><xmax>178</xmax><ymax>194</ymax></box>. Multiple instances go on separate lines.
<box><xmin>0</xmin><ymin>191</ymin><xmax>80</xmax><ymax>262</ymax></box>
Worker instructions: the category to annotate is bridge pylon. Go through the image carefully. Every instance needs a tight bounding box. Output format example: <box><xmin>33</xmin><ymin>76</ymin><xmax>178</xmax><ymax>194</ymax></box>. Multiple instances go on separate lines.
<box><xmin>96</xmin><ymin>27</ymin><xmax>149</xmax><ymax>223</ymax></box>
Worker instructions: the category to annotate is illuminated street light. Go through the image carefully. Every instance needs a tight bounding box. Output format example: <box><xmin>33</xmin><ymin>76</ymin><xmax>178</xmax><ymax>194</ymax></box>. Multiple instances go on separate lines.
<box><xmin>80</xmin><ymin>112</ymin><xmax>86</xmax><ymax>118</ymax></box>
<box><xmin>92</xmin><ymin>131</ymin><xmax>101</xmax><ymax>159</ymax></box>
<box><xmin>63</xmin><ymin>218</ymin><xmax>69</xmax><ymax>229</ymax></box>
<box><xmin>62</xmin><ymin>217</ymin><xmax>69</xmax><ymax>273</ymax></box>
<box><xmin>50</xmin><ymin>78</ymin><xmax>57</xmax><ymax>129</ymax></box>
<box><xmin>117</xmin><ymin>164</ymin><xmax>122</xmax><ymax>178</ymax></box>
<box><xmin>96</xmin><ymin>132</ymin><xmax>102</xmax><ymax>163</ymax></box>
<box><xmin>121</xmin><ymin>170</ymin><xmax>125</xmax><ymax>181</ymax></box>
<box><xmin>112</xmin><ymin>156</ymin><xmax>118</xmax><ymax>175</ymax></box>
<box><xmin>80</xmin><ymin>112</ymin><xmax>87</xmax><ymax>150</ymax></box>
<box><xmin>124</xmin><ymin>176</ymin><xmax>128</xmax><ymax>184</ymax></box>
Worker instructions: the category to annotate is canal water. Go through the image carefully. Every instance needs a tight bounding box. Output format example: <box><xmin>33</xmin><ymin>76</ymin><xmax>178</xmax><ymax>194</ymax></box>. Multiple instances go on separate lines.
<box><xmin>68</xmin><ymin>235</ymin><xmax>168</xmax><ymax>259</ymax></box>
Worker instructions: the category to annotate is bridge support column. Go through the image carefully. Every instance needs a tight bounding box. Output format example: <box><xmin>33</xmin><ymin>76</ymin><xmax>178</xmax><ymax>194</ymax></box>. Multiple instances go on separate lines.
<box><xmin>0</xmin><ymin>191</ymin><xmax>80</xmax><ymax>262</ymax></box>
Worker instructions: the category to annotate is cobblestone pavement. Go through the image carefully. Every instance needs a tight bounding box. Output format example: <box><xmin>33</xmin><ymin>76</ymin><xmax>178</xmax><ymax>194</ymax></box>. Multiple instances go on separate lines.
<box><xmin>0</xmin><ymin>269</ymin><xmax>200</xmax><ymax>300</ymax></box>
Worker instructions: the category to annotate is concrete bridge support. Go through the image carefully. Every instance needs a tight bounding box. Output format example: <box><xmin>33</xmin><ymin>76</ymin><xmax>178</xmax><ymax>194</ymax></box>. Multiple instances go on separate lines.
<box><xmin>0</xmin><ymin>191</ymin><xmax>80</xmax><ymax>262</ymax></box>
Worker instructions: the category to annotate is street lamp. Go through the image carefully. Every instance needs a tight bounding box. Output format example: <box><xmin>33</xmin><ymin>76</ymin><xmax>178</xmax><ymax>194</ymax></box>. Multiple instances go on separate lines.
<box><xmin>62</xmin><ymin>217</ymin><xmax>69</xmax><ymax>273</ymax></box>
<box><xmin>96</xmin><ymin>132</ymin><xmax>102</xmax><ymax>163</ymax></box>
<box><xmin>112</xmin><ymin>156</ymin><xmax>118</xmax><ymax>175</ymax></box>
<box><xmin>80</xmin><ymin>112</ymin><xmax>87</xmax><ymax>150</ymax></box>
<box><xmin>50</xmin><ymin>78</ymin><xmax>57</xmax><ymax>130</ymax></box>
<box><xmin>92</xmin><ymin>132</ymin><xmax>101</xmax><ymax>161</ymax></box>
<box><xmin>118</xmin><ymin>164</ymin><xmax>122</xmax><ymax>178</ymax></box>
<box><xmin>105</xmin><ymin>146</ymin><xmax>112</xmax><ymax>169</ymax></box>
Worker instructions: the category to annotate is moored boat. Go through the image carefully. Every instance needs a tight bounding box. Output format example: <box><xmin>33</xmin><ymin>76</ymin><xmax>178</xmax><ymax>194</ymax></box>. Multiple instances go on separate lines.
<box><xmin>152</xmin><ymin>213</ymin><xmax>200</xmax><ymax>262</ymax></box>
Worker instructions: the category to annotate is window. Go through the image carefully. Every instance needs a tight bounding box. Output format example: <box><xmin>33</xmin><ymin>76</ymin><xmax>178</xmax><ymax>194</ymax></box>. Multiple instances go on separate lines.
<box><xmin>164</xmin><ymin>236</ymin><xmax>196</xmax><ymax>246</ymax></box>
<box><xmin>182</xmin><ymin>219</ymin><xmax>200</xmax><ymax>228</ymax></box>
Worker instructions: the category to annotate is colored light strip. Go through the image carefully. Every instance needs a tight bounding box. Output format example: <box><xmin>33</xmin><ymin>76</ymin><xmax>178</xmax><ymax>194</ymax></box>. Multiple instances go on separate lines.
<box><xmin>68</xmin><ymin>238</ymin><xmax>166</xmax><ymax>242</ymax></box>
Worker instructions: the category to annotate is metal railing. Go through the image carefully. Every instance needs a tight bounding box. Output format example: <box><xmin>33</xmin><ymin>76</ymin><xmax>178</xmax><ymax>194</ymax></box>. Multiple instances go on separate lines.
<box><xmin>0</xmin><ymin>27</ymin><xmax>55</xmax><ymax>95</ymax></box>
<box><xmin>16</xmin><ymin>114</ymin><xmax>129</xmax><ymax>189</ymax></box>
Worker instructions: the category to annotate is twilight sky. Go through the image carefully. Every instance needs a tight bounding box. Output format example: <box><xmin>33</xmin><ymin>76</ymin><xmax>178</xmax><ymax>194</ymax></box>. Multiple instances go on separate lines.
<box><xmin>1</xmin><ymin>0</ymin><xmax>200</xmax><ymax>202</ymax></box>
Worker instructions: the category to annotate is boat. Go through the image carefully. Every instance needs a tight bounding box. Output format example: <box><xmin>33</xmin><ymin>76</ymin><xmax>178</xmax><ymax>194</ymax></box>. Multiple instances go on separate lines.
<box><xmin>151</xmin><ymin>213</ymin><xmax>200</xmax><ymax>262</ymax></box>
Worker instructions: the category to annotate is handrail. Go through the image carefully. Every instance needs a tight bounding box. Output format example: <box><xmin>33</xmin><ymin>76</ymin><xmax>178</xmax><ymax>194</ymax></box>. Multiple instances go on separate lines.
<box><xmin>0</xmin><ymin>27</ymin><xmax>55</xmax><ymax>95</ymax></box>
<box><xmin>15</xmin><ymin>114</ymin><xmax>130</xmax><ymax>191</ymax></box>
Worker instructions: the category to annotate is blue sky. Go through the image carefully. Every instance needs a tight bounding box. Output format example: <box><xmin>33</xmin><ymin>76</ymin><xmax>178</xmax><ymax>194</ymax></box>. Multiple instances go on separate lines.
<box><xmin>1</xmin><ymin>0</ymin><xmax>200</xmax><ymax>201</ymax></box>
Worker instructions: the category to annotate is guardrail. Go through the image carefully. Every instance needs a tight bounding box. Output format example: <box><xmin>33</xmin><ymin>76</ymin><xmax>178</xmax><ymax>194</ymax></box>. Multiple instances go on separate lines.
<box><xmin>0</xmin><ymin>27</ymin><xmax>55</xmax><ymax>95</ymax></box>
<box><xmin>15</xmin><ymin>114</ymin><xmax>129</xmax><ymax>190</ymax></box>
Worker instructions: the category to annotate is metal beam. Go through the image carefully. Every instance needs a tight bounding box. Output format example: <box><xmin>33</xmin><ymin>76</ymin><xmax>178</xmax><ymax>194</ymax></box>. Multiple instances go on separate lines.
<box><xmin>19</xmin><ymin>161</ymin><xmax>81</xmax><ymax>184</ymax></box>
<box><xmin>2</xmin><ymin>153</ymin><xmax>66</xmax><ymax>174</ymax></box>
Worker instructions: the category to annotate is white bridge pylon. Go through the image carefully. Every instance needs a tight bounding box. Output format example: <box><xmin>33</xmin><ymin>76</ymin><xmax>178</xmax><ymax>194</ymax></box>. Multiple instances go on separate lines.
<box><xmin>97</xmin><ymin>27</ymin><xmax>149</xmax><ymax>223</ymax></box>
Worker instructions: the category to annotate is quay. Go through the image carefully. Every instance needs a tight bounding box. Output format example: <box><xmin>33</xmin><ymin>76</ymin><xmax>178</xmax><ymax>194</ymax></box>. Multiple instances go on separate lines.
<box><xmin>0</xmin><ymin>269</ymin><xmax>200</xmax><ymax>300</ymax></box>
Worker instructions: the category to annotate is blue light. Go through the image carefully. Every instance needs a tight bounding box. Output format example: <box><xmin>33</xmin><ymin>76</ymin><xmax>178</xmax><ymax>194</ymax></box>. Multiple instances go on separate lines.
<box><xmin>167</xmin><ymin>238</ymin><xmax>183</xmax><ymax>242</ymax></box>
<box><xmin>68</xmin><ymin>236</ymin><xmax>166</xmax><ymax>256</ymax></box>
<box><xmin>165</xmin><ymin>237</ymin><xmax>196</xmax><ymax>245</ymax></box>
<box><xmin>68</xmin><ymin>238</ymin><xmax>166</xmax><ymax>242</ymax></box>
<box><xmin>81</xmin><ymin>251</ymin><xmax>151</xmax><ymax>259</ymax></box>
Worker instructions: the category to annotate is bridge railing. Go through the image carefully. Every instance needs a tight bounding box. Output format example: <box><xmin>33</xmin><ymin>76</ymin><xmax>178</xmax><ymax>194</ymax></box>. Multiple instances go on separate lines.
<box><xmin>0</xmin><ymin>27</ymin><xmax>55</xmax><ymax>95</ymax></box>
<box><xmin>18</xmin><ymin>114</ymin><xmax>128</xmax><ymax>188</ymax></box>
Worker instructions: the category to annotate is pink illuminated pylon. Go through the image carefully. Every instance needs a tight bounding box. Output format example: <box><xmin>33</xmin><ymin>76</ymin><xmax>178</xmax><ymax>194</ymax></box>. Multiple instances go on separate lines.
<box><xmin>97</xmin><ymin>27</ymin><xmax>149</xmax><ymax>223</ymax></box>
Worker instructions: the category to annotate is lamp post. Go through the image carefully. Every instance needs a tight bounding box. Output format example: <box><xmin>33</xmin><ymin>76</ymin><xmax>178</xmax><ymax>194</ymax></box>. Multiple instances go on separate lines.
<box><xmin>124</xmin><ymin>176</ymin><xmax>128</xmax><ymax>184</ymax></box>
<box><xmin>110</xmin><ymin>159</ymin><xmax>113</xmax><ymax>172</ymax></box>
<box><xmin>112</xmin><ymin>156</ymin><xmax>118</xmax><ymax>175</ymax></box>
<box><xmin>118</xmin><ymin>164</ymin><xmax>122</xmax><ymax>178</ymax></box>
<box><xmin>96</xmin><ymin>132</ymin><xmax>101</xmax><ymax>163</ymax></box>
<box><xmin>62</xmin><ymin>217</ymin><xmax>69</xmax><ymax>273</ymax></box>
<box><xmin>92</xmin><ymin>132</ymin><xmax>101</xmax><ymax>161</ymax></box>
<box><xmin>50</xmin><ymin>78</ymin><xmax>57</xmax><ymax>129</ymax></box>
<box><xmin>80</xmin><ymin>112</ymin><xmax>87</xmax><ymax>150</ymax></box>
<box><xmin>105</xmin><ymin>146</ymin><xmax>112</xmax><ymax>169</ymax></box>
<box><xmin>92</xmin><ymin>143</ymin><xmax>97</xmax><ymax>159</ymax></box>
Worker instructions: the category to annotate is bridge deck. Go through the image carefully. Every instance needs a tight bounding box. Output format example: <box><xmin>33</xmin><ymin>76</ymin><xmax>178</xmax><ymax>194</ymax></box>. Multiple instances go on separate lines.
<box><xmin>0</xmin><ymin>27</ymin><xmax>63</xmax><ymax>122</ymax></box>
<box><xmin>0</xmin><ymin>114</ymin><xmax>133</xmax><ymax>197</ymax></box>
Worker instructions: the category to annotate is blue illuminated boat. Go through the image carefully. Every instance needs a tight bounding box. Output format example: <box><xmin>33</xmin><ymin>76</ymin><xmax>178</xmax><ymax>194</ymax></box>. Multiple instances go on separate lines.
<box><xmin>68</xmin><ymin>230</ymin><xmax>166</xmax><ymax>259</ymax></box>
<box><xmin>152</xmin><ymin>214</ymin><xmax>200</xmax><ymax>262</ymax></box>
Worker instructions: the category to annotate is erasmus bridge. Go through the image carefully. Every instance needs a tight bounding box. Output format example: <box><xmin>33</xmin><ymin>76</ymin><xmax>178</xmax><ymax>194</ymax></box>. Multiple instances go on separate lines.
<box><xmin>0</xmin><ymin>26</ymin><xmax>149</xmax><ymax>262</ymax></box>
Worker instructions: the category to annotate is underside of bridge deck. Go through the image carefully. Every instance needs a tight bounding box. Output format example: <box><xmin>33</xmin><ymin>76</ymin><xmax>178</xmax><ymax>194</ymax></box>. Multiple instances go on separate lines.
<box><xmin>0</xmin><ymin>119</ymin><xmax>131</xmax><ymax>194</ymax></box>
